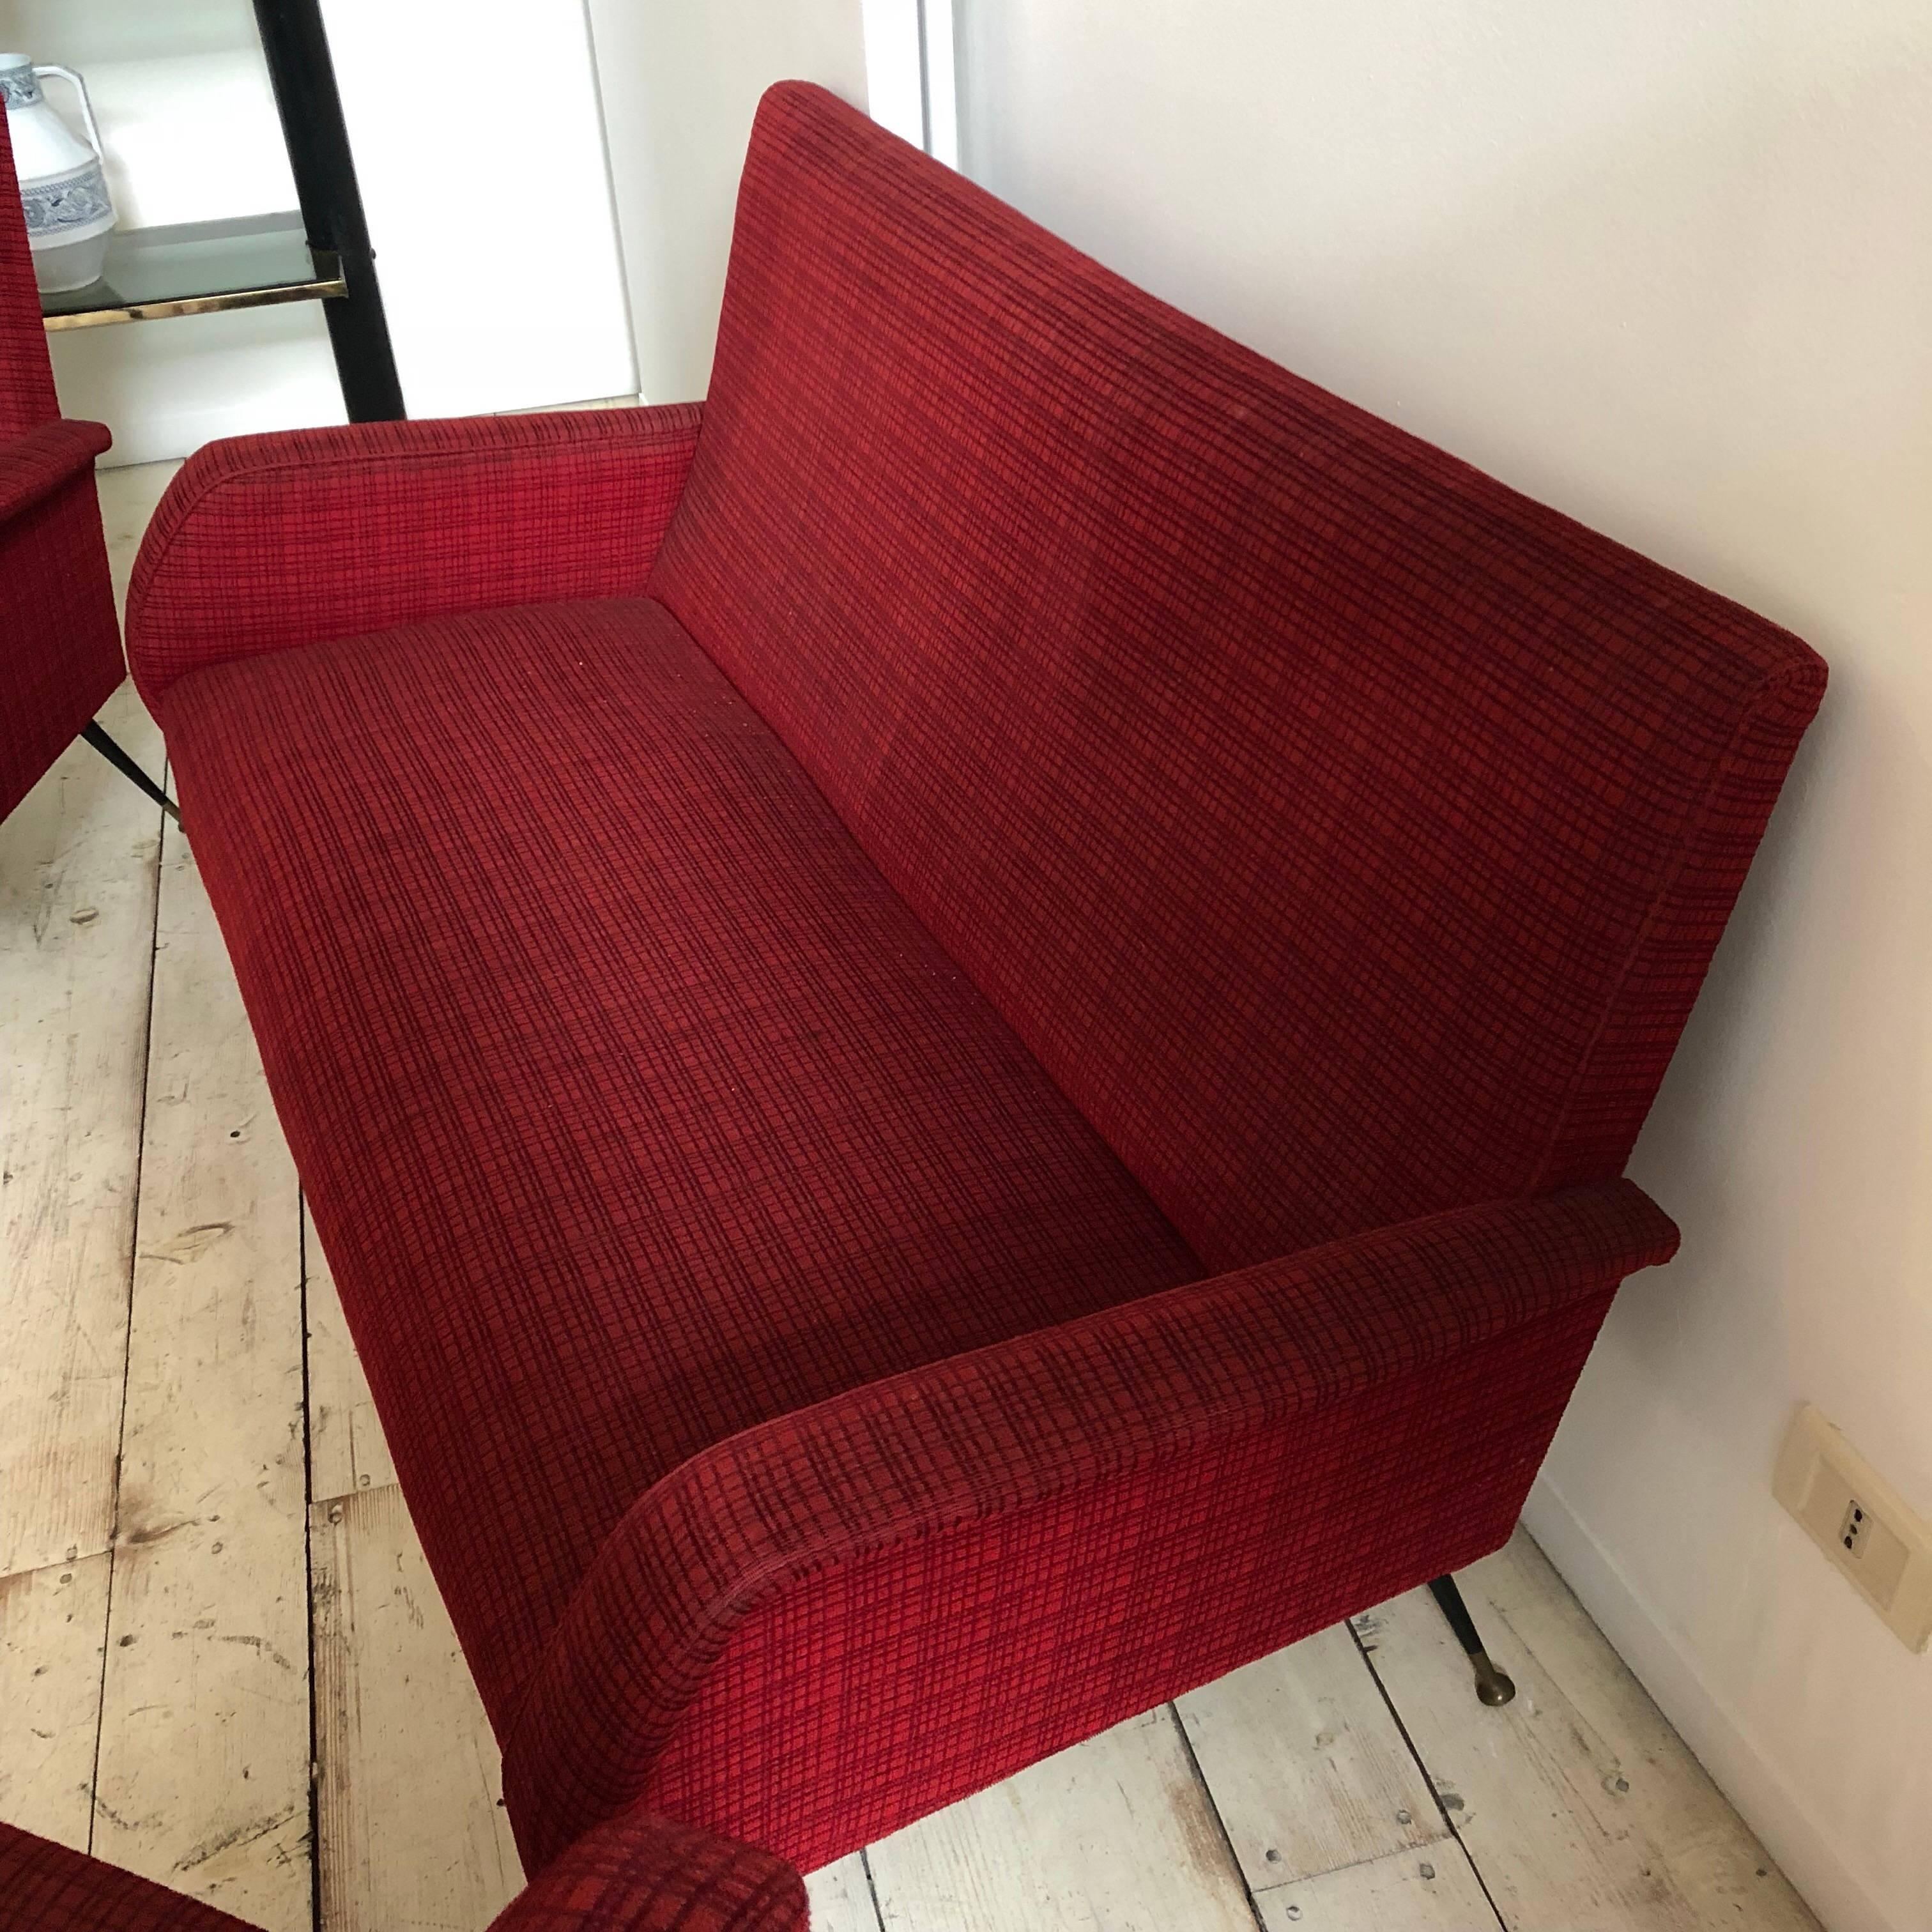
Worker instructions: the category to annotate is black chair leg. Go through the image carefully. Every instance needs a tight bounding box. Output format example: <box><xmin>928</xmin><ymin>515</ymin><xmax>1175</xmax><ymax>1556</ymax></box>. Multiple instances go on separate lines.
<box><xmin>1429</xmin><ymin>1574</ymin><xmax>1516</xmax><ymax>1705</ymax></box>
<box><xmin>80</xmin><ymin>722</ymin><xmax>178</xmax><ymax>822</ymax></box>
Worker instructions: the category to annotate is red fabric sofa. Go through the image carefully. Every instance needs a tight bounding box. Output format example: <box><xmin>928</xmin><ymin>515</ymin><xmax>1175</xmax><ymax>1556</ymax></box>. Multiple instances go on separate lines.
<box><xmin>120</xmin><ymin>82</ymin><xmax>1822</xmax><ymax>1917</ymax></box>
<box><xmin>0</xmin><ymin>111</ymin><xmax>125</xmax><ymax>823</ymax></box>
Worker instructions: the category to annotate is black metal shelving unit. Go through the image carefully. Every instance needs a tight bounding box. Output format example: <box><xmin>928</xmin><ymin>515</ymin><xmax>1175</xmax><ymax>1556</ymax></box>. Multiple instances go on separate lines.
<box><xmin>38</xmin><ymin>0</ymin><xmax>403</xmax><ymax>424</ymax></box>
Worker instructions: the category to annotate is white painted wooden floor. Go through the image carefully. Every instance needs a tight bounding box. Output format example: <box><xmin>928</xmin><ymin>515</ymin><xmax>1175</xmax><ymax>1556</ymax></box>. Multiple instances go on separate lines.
<box><xmin>1</xmin><ymin>461</ymin><xmax>1822</xmax><ymax>1932</ymax></box>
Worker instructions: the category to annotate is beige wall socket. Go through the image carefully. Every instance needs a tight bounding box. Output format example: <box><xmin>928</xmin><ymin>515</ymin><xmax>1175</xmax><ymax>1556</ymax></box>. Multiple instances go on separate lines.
<box><xmin>1774</xmin><ymin>1404</ymin><xmax>1932</xmax><ymax>1653</ymax></box>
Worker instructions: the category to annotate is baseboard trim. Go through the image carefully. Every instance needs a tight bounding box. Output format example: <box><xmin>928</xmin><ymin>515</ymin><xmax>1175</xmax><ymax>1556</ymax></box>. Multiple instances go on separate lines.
<box><xmin>1522</xmin><ymin>1475</ymin><xmax>1894</xmax><ymax>1932</ymax></box>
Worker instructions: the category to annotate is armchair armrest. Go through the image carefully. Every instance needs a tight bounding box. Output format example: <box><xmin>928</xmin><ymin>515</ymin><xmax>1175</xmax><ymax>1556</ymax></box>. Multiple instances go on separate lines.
<box><xmin>0</xmin><ymin>418</ymin><xmax>112</xmax><ymax>526</ymax></box>
<box><xmin>0</xmin><ymin>1809</ymin><xmax>802</xmax><ymax>1932</ymax></box>
<box><xmin>502</xmin><ymin>1179</ymin><xmax>1678</xmax><ymax>1867</ymax></box>
<box><xmin>125</xmin><ymin>404</ymin><xmax>704</xmax><ymax>709</ymax></box>
<box><xmin>0</xmin><ymin>1820</ymin><xmax>253</xmax><ymax>1932</ymax></box>
<box><xmin>487</xmin><ymin>1807</ymin><xmax>804</xmax><ymax>1932</ymax></box>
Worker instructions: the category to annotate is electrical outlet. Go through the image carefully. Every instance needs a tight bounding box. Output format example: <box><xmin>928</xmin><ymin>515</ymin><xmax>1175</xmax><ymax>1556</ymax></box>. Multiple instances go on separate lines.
<box><xmin>1774</xmin><ymin>1404</ymin><xmax>1932</xmax><ymax>1653</ymax></box>
<box><xmin>1838</xmin><ymin>1500</ymin><xmax>1870</xmax><ymax>1559</ymax></box>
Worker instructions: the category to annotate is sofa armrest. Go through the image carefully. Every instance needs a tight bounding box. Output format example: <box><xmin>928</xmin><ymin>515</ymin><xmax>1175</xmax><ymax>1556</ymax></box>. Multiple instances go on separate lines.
<box><xmin>125</xmin><ymin>403</ymin><xmax>704</xmax><ymax>708</ymax></box>
<box><xmin>501</xmin><ymin>1178</ymin><xmax>1678</xmax><ymax>1866</ymax></box>
<box><xmin>0</xmin><ymin>418</ymin><xmax>112</xmax><ymax>526</ymax></box>
<box><xmin>486</xmin><ymin>1807</ymin><xmax>804</xmax><ymax>1932</ymax></box>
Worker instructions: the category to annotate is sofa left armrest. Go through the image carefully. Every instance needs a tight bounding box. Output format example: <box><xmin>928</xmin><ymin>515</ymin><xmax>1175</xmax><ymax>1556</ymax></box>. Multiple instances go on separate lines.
<box><xmin>487</xmin><ymin>1807</ymin><xmax>804</xmax><ymax>1932</ymax></box>
<box><xmin>125</xmin><ymin>403</ymin><xmax>703</xmax><ymax>709</ymax></box>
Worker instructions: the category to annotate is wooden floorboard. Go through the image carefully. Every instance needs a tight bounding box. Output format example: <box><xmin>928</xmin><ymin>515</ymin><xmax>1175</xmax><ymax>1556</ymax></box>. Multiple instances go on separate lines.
<box><xmin>865</xmin><ymin>1706</ymin><xmax>1258</xmax><ymax>1932</ymax></box>
<box><xmin>1176</xmin><ymin>1621</ymin><xmax>1446</xmax><ymax>1890</ymax></box>
<box><xmin>804</xmin><ymin>1853</ymin><xmax>885</xmax><ymax>1932</ymax></box>
<box><xmin>0</xmin><ymin>682</ymin><xmax>165</xmax><ymax>1579</ymax></box>
<box><xmin>304</xmin><ymin>1203</ymin><xmax>397</xmax><ymax>1506</ymax></box>
<box><xmin>312</xmin><ymin>1483</ymin><xmax>522</xmax><ymax>1932</ymax></box>
<box><xmin>0</xmin><ymin>1553</ymin><xmax>112</xmax><ymax>1851</ymax></box>
<box><xmin>1253</xmin><ymin>1842</ymin><xmax>1500</xmax><ymax>1931</ymax></box>
<box><xmin>91</xmin><ymin>816</ymin><xmax>311</xmax><ymax>1932</ymax></box>
<box><xmin>1351</xmin><ymin>1532</ymin><xmax>1820</xmax><ymax>1932</ymax></box>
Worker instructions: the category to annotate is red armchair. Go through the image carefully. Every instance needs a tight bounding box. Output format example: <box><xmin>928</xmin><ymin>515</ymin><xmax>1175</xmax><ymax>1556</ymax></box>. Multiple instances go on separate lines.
<box><xmin>0</xmin><ymin>109</ymin><xmax>140</xmax><ymax>822</ymax></box>
<box><xmin>0</xmin><ymin>111</ymin><xmax>178</xmax><ymax>824</ymax></box>
<box><xmin>0</xmin><ymin>1813</ymin><xmax>803</xmax><ymax>1932</ymax></box>
<box><xmin>120</xmin><ymin>82</ymin><xmax>1823</xmax><ymax>1908</ymax></box>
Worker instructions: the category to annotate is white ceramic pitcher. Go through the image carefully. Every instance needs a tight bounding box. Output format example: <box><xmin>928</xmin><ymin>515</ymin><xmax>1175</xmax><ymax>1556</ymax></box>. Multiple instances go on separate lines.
<box><xmin>1</xmin><ymin>52</ymin><xmax>115</xmax><ymax>293</ymax></box>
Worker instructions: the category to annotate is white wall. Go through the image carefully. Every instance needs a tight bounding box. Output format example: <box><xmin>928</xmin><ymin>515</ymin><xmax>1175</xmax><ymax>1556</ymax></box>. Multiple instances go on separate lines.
<box><xmin>321</xmin><ymin>0</ymin><xmax>635</xmax><ymax>421</ymax></box>
<box><xmin>13</xmin><ymin>0</ymin><xmax>634</xmax><ymax>460</ymax></box>
<box><xmin>861</xmin><ymin>0</ymin><xmax>926</xmax><ymax>151</ymax></box>
<box><xmin>956</xmin><ymin>6</ymin><xmax>1931</xmax><ymax>1930</ymax></box>
<box><xmin>583</xmin><ymin>0</ymin><xmax>868</xmax><ymax>404</ymax></box>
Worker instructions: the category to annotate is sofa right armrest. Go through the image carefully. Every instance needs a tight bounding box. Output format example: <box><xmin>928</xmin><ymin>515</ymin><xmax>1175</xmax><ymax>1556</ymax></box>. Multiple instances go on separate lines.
<box><xmin>125</xmin><ymin>402</ymin><xmax>703</xmax><ymax>709</ymax></box>
<box><xmin>500</xmin><ymin>1178</ymin><xmax>1679</xmax><ymax>1868</ymax></box>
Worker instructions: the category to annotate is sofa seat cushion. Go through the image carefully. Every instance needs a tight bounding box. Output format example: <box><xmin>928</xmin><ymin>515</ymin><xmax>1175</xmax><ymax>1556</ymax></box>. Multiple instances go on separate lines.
<box><xmin>160</xmin><ymin>595</ymin><xmax>1202</xmax><ymax>1724</ymax></box>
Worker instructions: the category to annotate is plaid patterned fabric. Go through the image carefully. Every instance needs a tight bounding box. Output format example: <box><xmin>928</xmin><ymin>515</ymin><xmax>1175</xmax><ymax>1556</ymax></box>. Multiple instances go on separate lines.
<box><xmin>0</xmin><ymin>116</ymin><xmax>124</xmax><ymax>824</ymax></box>
<box><xmin>653</xmin><ymin>84</ymin><xmax>1827</xmax><ymax>1272</ymax></box>
<box><xmin>0</xmin><ymin>1823</ymin><xmax>256</xmax><ymax>1932</ymax></box>
<box><xmin>0</xmin><ymin>418</ymin><xmax>111</xmax><ymax>523</ymax></box>
<box><xmin>123</xmin><ymin>78</ymin><xmax>1821</xmax><ymax>1901</ymax></box>
<box><xmin>128</xmin><ymin>404</ymin><xmax>702</xmax><ymax>706</ymax></box>
<box><xmin>505</xmin><ymin>1180</ymin><xmax>1675</xmax><ymax>1869</ymax></box>
<box><xmin>160</xmin><ymin>596</ymin><xmax>1201</xmax><ymax>1727</ymax></box>
<box><xmin>0</xmin><ymin>116</ymin><xmax>57</xmax><ymax>439</ymax></box>
<box><xmin>0</xmin><ymin>1815</ymin><xmax>803</xmax><ymax>1932</ymax></box>
<box><xmin>487</xmin><ymin>1809</ymin><xmax>804</xmax><ymax>1932</ymax></box>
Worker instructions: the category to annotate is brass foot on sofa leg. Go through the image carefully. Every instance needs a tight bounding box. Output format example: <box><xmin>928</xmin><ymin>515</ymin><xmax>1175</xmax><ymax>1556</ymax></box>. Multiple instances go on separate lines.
<box><xmin>1428</xmin><ymin>1574</ymin><xmax>1517</xmax><ymax>1706</ymax></box>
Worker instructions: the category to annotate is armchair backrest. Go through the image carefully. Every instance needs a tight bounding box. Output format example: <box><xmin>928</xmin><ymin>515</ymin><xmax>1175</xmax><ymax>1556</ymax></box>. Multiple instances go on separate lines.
<box><xmin>0</xmin><ymin>104</ymin><xmax>124</xmax><ymax>825</ymax></box>
<box><xmin>0</xmin><ymin>105</ymin><xmax>60</xmax><ymax>437</ymax></box>
<box><xmin>650</xmin><ymin>83</ymin><xmax>1825</xmax><ymax>1274</ymax></box>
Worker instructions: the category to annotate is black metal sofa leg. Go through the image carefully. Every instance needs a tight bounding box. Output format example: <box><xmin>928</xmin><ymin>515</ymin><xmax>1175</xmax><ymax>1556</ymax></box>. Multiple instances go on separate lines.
<box><xmin>80</xmin><ymin>722</ymin><xmax>179</xmax><ymax>822</ymax></box>
<box><xmin>1429</xmin><ymin>1574</ymin><xmax>1517</xmax><ymax>1706</ymax></box>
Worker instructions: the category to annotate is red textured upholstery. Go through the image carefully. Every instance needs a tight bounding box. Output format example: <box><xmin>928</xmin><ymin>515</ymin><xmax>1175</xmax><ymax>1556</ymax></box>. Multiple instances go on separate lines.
<box><xmin>484</xmin><ymin>1807</ymin><xmax>804</xmax><ymax>1932</ymax></box>
<box><xmin>159</xmin><ymin>595</ymin><xmax>1199</xmax><ymax>1718</ymax></box>
<box><xmin>0</xmin><ymin>112</ymin><xmax>124</xmax><ymax>823</ymax></box>
<box><xmin>0</xmin><ymin>116</ymin><xmax>56</xmax><ymax>436</ymax></box>
<box><xmin>122</xmin><ymin>79</ymin><xmax>1823</xmax><ymax>1907</ymax></box>
<box><xmin>509</xmin><ymin>1179</ymin><xmax>1675</xmax><ymax>1868</ymax></box>
<box><xmin>653</xmin><ymin>87</ymin><xmax>1826</xmax><ymax>1272</ymax></box>
<box><xmin>0</xmin><ymin>1814</ymin><xmax>802</xmax><ymax>1932</ymax></box>
<box><xmin>0</xmin><ymin>1823</ymin><xmax>256</xmax><ymax>1932</ymax></box>
<box><xmin>129</xmin><ymin>404</ymin><xmax>703</xmax><ymax>704</ymax></box>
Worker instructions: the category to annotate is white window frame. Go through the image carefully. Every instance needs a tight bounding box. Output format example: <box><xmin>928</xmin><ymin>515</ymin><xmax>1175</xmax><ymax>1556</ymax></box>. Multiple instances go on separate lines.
<box><xmin>861</xmin><ymin>0</ymin><xmax>958</xmax><ymax>167</ymax></box>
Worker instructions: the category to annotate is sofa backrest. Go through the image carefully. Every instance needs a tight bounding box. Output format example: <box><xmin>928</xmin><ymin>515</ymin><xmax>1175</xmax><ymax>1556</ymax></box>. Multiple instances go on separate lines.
<box><xmin>649</xmin><ymin>83</ymin><xmax>1825</xmax><ymax>1275</ymax></box>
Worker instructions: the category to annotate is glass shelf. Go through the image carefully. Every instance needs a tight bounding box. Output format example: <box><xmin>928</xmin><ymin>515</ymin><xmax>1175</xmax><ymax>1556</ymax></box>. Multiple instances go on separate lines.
<box><xmin>40</xmin><ymin>211</ymin><xmax>344</xmax><ymax>330</ymax></box>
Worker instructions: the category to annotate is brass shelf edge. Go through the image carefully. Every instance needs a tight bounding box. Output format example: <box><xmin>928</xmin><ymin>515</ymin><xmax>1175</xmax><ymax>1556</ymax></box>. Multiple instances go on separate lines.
<box><xmin>43</xmin><ymin>250</ymin><xmax>347</xmax><ymax>332</ymax></box>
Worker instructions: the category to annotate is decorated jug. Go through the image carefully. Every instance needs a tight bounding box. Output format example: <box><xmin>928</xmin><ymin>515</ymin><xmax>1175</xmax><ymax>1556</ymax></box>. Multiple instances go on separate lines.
<box><xmin>1</xmin><ymin>52</ymin><xmax>114</xmax><ymax>293</ymax></box>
